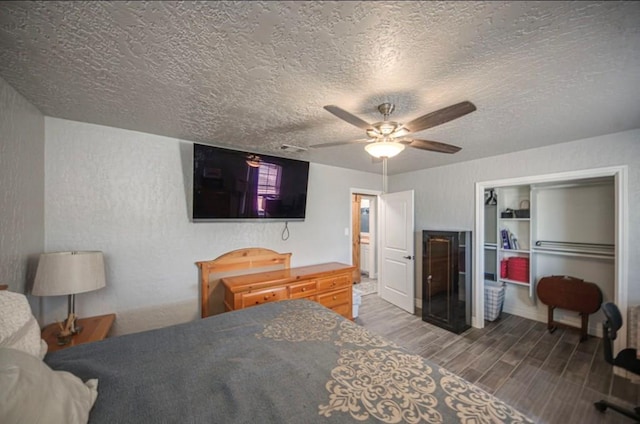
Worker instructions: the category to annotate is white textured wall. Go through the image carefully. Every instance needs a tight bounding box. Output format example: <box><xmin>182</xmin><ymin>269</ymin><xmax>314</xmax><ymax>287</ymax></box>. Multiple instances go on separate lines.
<box><xmin>43</xmin><ymin>117</ymin><xmax>381</xmax><ymax>334</ymax></box>
<box><xmin>0</xmin><ymin>76</ymin><xmax>44</xmax><ymax>294</ymax></box>
<box><xmin>391</xmin><ymin>129</ymin><xmax>640</xmax><ymax>306</ymax></box>
<box><xmin>34</xmin><ymin>114</ymin><xmax>640</xmax><ymax>335</ymax></box>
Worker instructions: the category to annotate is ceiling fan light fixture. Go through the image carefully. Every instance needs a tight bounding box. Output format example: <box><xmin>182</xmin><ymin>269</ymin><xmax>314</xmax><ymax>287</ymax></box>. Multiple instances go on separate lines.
<box><xmin>365</xmin><ymin>141</ymin><xmax>405</xmax><ymax>158</ymax></box>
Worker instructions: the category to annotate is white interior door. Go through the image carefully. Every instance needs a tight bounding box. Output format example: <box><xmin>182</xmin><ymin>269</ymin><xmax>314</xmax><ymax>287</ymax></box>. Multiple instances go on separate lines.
<box><xmin>379</xmin><ymin>190</ymin><xmax>415</xmax><ymax>313</ymax></box>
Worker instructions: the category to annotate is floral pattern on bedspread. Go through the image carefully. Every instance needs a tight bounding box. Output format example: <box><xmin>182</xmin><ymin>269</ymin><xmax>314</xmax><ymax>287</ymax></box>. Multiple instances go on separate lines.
<box><xmin>318</xmin><ymin>348</ymin><xmax>442</xmax><ymax>423</ymax></box>
<box><xmin>257</xmin><ymin>300</ymin><xmax>533</xmax><ymax>423</ymax></box>
<box><xmin>440</xmin><ymin>367</ymin><xmax>531</xmax><ymax>424</ymax></box>
<box><xmin>257</xmin><ymin>301</ymin><xmax>340</xmax><ymax>342</ymax></box>
<box><xmin>336</xmin><ymin>320</ymin><xmax>400</xmax><ymax>348</ymax></box>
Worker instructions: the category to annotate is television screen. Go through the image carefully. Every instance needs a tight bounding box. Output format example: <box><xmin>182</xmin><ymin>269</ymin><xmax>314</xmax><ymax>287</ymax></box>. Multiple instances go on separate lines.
<box><xmin>192</xmin><ymin>144</ymin><xmax>309</xmax><ymax>221</ymax></box>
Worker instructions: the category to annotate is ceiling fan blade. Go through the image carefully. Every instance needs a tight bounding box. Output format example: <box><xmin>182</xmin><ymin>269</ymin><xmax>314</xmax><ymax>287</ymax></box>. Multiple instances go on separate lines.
<box><xmin>324</xmin><ymin>105</ymin><xmax>372</xmax><ymax>130</ymax></box>
<box><xmin>402</xmin><ymin>101</ymin><xmax>476</xmax><ymax>133</ymax></box>
<box><xmin>309</xmin><ymin>138</ymin><xmax>371</xmax><ymax>149</ymax></box>
<box><xmin>409</xmin><ymin>139</ymin><xmax>462</xmax><ymax>154</ymax></box>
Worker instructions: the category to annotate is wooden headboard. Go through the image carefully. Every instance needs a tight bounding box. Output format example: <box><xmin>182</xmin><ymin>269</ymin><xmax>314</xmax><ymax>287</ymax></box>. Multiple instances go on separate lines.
<box><xmin>195</xmin><ymin>248</ymin><xmax>291</xmax><ymax>318</ymax></box>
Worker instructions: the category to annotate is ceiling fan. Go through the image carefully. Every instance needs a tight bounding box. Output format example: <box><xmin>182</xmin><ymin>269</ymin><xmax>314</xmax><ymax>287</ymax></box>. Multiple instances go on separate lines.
<box><xmin>311</xmin><ymin>101</ymin><xmax>476</xmax><ymax>159</ymax></box>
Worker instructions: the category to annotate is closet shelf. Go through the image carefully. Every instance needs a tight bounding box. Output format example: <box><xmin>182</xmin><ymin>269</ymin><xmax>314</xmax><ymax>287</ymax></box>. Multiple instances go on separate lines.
<box><xmin>499</xmin><ymin>278</ymin><xmax>530</xmax><ymax>287</ymax></box>
<box><xmin>499</xmin><ymin>248</ymin><xmax>530</xmax><ymax>254</ymax></box>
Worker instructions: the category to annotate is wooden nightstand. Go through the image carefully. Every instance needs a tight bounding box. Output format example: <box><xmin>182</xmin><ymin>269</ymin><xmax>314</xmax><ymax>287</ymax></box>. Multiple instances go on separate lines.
<box><xmin>42</xmin><ymin>313</ymin><xmax>116</xmax><ymax>353</ymax></box>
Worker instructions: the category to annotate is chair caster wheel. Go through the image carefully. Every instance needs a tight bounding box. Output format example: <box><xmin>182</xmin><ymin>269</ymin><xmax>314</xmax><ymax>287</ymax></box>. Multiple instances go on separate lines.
<box><xmin>594</xmin><ymin>401</ymin><xmax>607</xmax><ymax>413</ymax></box>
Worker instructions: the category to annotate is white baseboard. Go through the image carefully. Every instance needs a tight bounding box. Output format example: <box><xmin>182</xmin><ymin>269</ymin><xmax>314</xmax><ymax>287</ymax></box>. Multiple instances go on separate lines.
<box><xmin>503</xmin><ymin>304</ymin><xmax>602</xmax><ymax>337</ymax></box>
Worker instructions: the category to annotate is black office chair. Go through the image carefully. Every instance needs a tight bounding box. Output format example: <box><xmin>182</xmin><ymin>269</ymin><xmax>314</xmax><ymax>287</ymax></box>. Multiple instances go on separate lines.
<box><xmin>594</xmin><ymin>302</ymin><xmax>640</xmax><ymax>420</ymax></box>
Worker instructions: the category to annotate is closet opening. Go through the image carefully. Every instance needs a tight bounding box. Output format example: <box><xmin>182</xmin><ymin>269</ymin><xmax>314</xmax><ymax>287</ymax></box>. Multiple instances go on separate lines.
<box><xmin>473</xmin><ymin>166</ymin><xmax>628</xmax><ymax>352</ymax></box>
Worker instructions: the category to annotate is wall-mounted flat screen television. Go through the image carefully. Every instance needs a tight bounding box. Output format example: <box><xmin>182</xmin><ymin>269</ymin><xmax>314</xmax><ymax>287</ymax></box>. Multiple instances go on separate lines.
<box><xmin>192</xmin><ymin>143</ymin><xmax>310</xmax><ymax>221</ymax></box>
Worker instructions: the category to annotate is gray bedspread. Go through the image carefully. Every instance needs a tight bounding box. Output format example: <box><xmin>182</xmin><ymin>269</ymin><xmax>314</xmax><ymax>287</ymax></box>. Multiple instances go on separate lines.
<box><xmin>45</xmin><ymin>300</ymin><xmax>533</xmax><ymax>423</ymax></box>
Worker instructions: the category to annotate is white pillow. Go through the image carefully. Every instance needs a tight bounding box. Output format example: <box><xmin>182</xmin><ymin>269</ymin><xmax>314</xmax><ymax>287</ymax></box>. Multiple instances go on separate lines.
<box><xmin>0</xmin><ymin>347</ymin><xmax>98</xmax><ymax>424</ymax></box>
<box><xmin>0</xmin><ymin>291</ymin><xmax>47</xmax><ymax>359</ymax></box>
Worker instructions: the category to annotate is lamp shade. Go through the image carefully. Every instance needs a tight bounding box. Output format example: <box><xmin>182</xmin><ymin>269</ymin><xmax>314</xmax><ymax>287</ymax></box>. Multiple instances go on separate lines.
<box><xmin>364</xmin><ymin>141</ymin><xmax>405</xmax><ymax>158</ymax></box>
<box><xmin>32</xmin><ymin>251</ymin><xmax>106</xmax><ymax>296</ymax></box>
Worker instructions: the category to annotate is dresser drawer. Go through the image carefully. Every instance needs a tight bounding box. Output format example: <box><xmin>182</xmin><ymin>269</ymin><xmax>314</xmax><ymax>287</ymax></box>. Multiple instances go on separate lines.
<box><xmin>241</xmin><ymin>287</ymin><xmax>288</xmax><ymax>308</ymax></box>
<box><xmin>221</xmin><ymin>263</ymin><xmax>355</xmax><ymax>320</ymax></box>
<box><xmin>317</xmin><ymin>288</ymin><xmax>350</xmax><ymax>309</ymax></box>
<box><xmin>331</xmin><ymin>303</ymin><xmax>351</xmax><ymax>318</ymax></box>
<box><xmin>289</xmin><ymin>281</ymin><xmax>317</xmax><ymax>299</ymax></box>
<box><xmin>317</xmin><ymin>274</ymin><xmax>351</xmax><ymax>291</ymax></box>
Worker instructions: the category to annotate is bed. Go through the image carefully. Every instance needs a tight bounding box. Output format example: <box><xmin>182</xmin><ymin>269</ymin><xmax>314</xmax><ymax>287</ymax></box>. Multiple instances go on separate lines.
<box><xmin>35</xmin><ymin>299</ymin><xmax>532</xmax><ymax>423</ymax></box>
<box><xmin>1</xmin><ymin>261</ymin><xmax>532</xmax><ymax>424</ymax></box>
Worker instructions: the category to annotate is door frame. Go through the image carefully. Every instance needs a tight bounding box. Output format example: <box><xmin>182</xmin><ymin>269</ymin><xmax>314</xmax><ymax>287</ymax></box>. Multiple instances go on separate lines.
<box><xmin>473</xmin><ymin>166</ymin><xmax>628</xmax><ymax>351</ymax></box>
<box><xmin>352</xmin><ymin>193</ymin><xmax>362</xmax><ymax>283</ymax></box>
<box><xmin>350</xmin><ymin>188</ymin><xmax>383</xmax><ymax>281</ymax></box>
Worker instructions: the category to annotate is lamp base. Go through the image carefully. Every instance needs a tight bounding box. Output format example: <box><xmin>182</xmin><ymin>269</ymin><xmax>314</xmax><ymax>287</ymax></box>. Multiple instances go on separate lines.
<box><xmin>64</xmin><ymin>312</ymin><xmax>83</xmax><ymax>336</ymax></box>
<box><xmin>56</xmin><ymin>332</ymin><xmax>72</xmax><ymax>346</ymax></box>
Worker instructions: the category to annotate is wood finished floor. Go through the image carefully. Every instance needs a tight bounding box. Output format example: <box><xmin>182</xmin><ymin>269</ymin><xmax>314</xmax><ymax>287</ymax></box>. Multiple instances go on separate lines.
<box><xmin>355</xmin><ymin>293</ymin><xmax>640</xmax><ymax>424</ymax></box>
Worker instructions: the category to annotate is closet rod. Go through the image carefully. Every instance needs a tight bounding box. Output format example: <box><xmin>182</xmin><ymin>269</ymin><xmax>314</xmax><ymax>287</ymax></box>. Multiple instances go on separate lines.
<box><xmin>535</xmin><ymin>240</ymin><xmax>614</xmax><ymax>249</ymax></box>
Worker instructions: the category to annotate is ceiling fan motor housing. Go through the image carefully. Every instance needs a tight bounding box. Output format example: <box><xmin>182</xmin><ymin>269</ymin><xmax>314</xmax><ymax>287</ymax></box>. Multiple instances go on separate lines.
<box><xmin>377</xmin><ymin>102</ymin><xmax>395</xmax><ymax>119</ymax></box>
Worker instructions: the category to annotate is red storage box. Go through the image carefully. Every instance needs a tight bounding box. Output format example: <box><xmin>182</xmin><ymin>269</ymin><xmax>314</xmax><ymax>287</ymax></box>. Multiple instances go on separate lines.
<box><xmin>500</xmin><ymin>259</ymin><xmax>508</xmax><ymax>278</ymax></box>
<box><xmin>507</xmin><ymin>257</ymin><xmax>529</xmax><ymax>282</ymax></box>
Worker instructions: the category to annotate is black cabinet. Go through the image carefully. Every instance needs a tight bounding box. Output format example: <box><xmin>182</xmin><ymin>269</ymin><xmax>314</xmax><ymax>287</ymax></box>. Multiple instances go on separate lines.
<box><xmin>422</xmin><ymin>230</ymin><xmax>471</xmax><ymax>334</ymax></box>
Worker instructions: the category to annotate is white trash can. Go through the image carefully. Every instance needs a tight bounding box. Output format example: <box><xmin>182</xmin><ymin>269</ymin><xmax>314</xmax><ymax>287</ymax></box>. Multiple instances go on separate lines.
<box><xmin>484</xmin><ymin>281</ymin><xmax>505</xmax><ymax>322</ymax></box>
<box><xmin>352</xmin><ymin>288</ymin><xmax>363</xmax><ymax>318</ymax></box>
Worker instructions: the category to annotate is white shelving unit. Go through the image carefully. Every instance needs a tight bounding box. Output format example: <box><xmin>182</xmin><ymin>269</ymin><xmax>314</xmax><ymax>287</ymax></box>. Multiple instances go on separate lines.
<box><xmin>495</xmin><ymin>185</ymin><xmax>535</xmax><ymax>301</ymax></box>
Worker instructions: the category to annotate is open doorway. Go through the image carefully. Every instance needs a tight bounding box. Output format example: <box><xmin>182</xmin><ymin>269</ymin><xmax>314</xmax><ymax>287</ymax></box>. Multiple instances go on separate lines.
<box><xmin>351</xmin><ymin>190</ymin><xmax>380</xmax><ymax>295</ymax></box>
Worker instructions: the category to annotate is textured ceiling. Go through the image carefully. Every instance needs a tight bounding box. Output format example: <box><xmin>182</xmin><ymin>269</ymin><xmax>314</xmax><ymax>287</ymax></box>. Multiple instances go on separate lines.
<box><xmin>0</xmin><ymin>1</ymin><xmax>639</xmax><ymax>175</ymax></box>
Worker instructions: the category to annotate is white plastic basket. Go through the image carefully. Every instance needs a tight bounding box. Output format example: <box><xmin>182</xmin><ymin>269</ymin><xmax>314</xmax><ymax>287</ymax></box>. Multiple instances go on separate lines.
<box><xmin>484</xmin><ymin>281</ymin><xmax>504</xmax><ymax>322</ymax></box>
<box><xmin>352</xmin><ymin>288</ymin><xmax>363</xmax><ymax>318</ymax></box>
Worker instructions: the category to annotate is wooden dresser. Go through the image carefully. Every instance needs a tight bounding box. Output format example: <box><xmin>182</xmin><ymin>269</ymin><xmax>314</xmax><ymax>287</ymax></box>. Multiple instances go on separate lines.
<box><xmin>222</xmin><ymin>262</ymin><xmax>355</xmax><ymax>319</ymax></box>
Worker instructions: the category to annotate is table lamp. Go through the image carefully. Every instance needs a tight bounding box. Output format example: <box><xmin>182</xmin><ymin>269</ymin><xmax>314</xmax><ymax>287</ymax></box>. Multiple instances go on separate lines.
<box><xmin>33</xmin><ymin>251</ymin><xmax>106</xmax><ymax>336</ymax></box>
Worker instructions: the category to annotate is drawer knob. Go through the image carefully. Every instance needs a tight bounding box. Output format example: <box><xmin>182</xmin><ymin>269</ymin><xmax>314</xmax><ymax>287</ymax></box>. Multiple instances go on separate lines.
<box><xmin>302</xmin><ymin>287</ymin><xmax>306</xmax><ymax>292</ymax></box>
<box><xmin>333</xmin><ymin>296</ymin><xmax>337</xmax><ymax>300</ymax></box>
<box><xmin>264</xmin><ymin>295</ymin><xmax>270</xmax><ymax>300</ymax></box>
